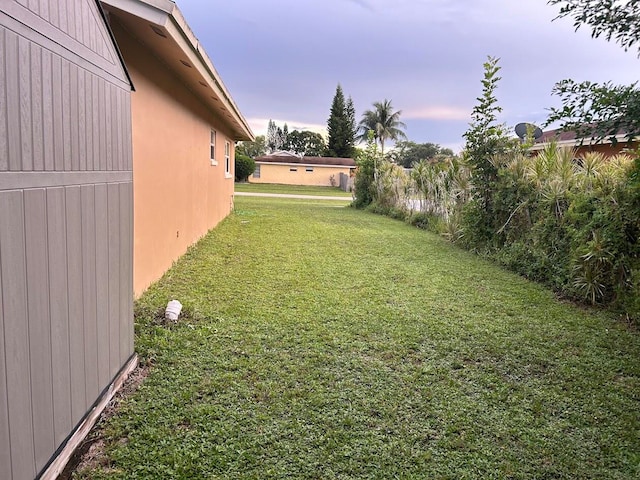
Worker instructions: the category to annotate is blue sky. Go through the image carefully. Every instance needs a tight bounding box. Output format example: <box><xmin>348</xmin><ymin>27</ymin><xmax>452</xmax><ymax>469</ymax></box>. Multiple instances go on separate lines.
<box><xmin>177</xmin><ymin>0</ymin><xmax>638</xmax><ymax>152</ymax></box>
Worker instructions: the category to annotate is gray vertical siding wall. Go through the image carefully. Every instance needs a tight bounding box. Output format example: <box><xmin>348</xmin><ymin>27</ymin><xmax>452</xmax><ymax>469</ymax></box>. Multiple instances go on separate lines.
<box><xmin>0</xmin><ymin>1</ymin><xmax>133</xmax><ymax>479</ymax></box>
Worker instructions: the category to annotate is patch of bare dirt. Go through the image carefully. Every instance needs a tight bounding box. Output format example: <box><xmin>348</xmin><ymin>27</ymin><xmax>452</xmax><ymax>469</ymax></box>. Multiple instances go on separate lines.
<box><xmin>57</xmin><ymin>363</ymin><xmax>151</xmax><ymax>479</ymax></box>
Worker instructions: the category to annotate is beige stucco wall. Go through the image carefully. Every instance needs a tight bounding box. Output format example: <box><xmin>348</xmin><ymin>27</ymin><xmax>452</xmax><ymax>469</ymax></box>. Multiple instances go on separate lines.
<box><xmin>250</xmin><ymin>163</ymin><xmax>353</xmax><ymax>186</ymax></box>
<box><xmin>112</xmin><ymin>22</ymin><xmax>235</xmax><ymax>297</ymax></box>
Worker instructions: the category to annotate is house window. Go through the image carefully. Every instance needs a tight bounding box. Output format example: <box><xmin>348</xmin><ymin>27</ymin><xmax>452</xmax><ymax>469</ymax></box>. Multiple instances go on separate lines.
<box><xmin>253</xmin><ymin>164</ymin><xmax>260</xmax><ymax>178</ymax></box>
<box><xmin>225</xmin><ymin>142</ymin><xmax>231</xmax><ymax>178</ymax></box>
<box><xmin>290</xmin><ymin>168</ymin><xmax>297</xmax><ymax>172</ymax></box>
<box><xmin>305</xmin><ymin>167</ymin><xmax>314</xmax><ymax>172</ymax></box>
<box><xmin>210</xmin><ymin>130</ymin><xmax>217</xmax><ymax>165</ymax></box>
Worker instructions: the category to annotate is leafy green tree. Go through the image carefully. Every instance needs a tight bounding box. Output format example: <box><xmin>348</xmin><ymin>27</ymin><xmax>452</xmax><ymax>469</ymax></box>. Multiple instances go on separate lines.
<box><xmin>326</xmin><ymin>84</ymin><xmax>356</xmax><ymax>158</ymax></box>
<box><xmin>357</xmin><ymin>99</ymin><xmax>407</xmax><ymax>156</ymax></box>
<box><xmin>352</xmin><ymin>131</ymin><xmax>381</xmax><ymax>208</ymax></box>
<box><xmin>286</xmin><ymin>130</ymin><xmax>326</xmax><ymax>156</ymax></box>
<box><xmin>546</xmin><ymin>80</ymin><xmax>640</xmax><ymax>143</ymax></box>
<box><xmin>548</xmin><ymin>0</ymin><xmax>639</xmax><ymax>54</ymax></box>
<box><xmin>390</xmin><ymin>141</ymin><xmax>455</xmax><ymax>168</ymax></box>
<box><xmin>462</xmin><ymin>56</ymin><xmax>516</xmax><ymax>245</ymax></box>
<box><xmin>236</xmin><ymin>135</ymin><xmax>267</xmax><ymax>158</ymax></box>
<box><xmin>234</xmin><ymin>154</ymin><xmax>256</xmax><ymax>182</ymax></box>
<box><xmin>546</xmin><ymin>1</ymin><xmax>639</xmax><ymax>142</ymax></box>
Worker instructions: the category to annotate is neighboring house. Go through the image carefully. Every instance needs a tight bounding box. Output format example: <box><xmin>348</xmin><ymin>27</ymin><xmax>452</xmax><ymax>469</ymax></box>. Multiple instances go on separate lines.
<box><xmin>530</xmin><ymin>128</ymin><xmax>638</xmax><ymax>157</ymax></box>
<box><xmin>1</xmin><ymin>0</ymin><xmax>252</xmax><ymax>478</ymax></box>
<box><xmin>101</xmin><ymin>0</ymin><xmax>254</xmax><ymax>296</ymax></box>
<box><xmin>252</xmin><ymin>153</ymin><xmax>356</xmax><ymax>187</ymax></box>
<box><xmin>1</xmin><ymin>1</ymin><xmax>134</xmax><ymax>479</ymax></box>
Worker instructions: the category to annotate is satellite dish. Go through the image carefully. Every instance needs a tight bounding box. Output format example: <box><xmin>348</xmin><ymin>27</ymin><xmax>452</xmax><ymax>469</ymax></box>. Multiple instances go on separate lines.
<box><xmin>515</xmin><ymin>123</ymin><xmax>543</xmax><ymax>141</ymax></box>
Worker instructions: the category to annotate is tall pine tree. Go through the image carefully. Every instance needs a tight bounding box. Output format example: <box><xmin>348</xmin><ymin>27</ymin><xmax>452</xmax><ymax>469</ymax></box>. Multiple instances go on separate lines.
<box><xmin>326</xmin><ymin>84</ymin><xmax>356</xmax><ymax>158</ymax></box>
<box><xmin>345</xmin><ymin>96</ymin><xmax>357</xmax><ymax>157</ymax></box>
<box><xmin>281</xmin><ymin>123</ymin><xmax>289</xmax><ymax>150</ymax></box>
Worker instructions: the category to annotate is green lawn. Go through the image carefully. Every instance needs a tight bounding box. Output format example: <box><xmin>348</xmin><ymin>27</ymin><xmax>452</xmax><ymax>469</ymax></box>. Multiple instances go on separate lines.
<box><xmin>235</xmin><ymin>182</ymin><xmax>352</xmax><ymax>197</ymax></box>
<box><xmin>77</xmin><ymin>197</ymin><xmax>640</xmax><ymax>479</ymax></box>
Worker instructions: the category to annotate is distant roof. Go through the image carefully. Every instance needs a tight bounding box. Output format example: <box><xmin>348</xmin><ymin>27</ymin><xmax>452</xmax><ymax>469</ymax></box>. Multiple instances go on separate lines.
<box><xmin>255</xmin><ymin>156</ymin><xmax>356</xmax><ymax>167</ymax></box>
<box><xmin>266</xmin><ymin>150</ymin><xmax>302</xmax><ymax>158</ymax></box>
<box><xmin>535</xmin><ymin>128</ymin><xmax>580</xmax><ymax>144</ymax></box>
<box><xmin>530</xmin><ymin>127</ymin><xmax>634</xmax><ymax>150</ymax></box>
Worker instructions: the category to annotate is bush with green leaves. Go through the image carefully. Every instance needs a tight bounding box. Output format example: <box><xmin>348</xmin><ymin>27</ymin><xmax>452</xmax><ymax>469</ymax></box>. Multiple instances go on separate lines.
<box><xmin>461</xmin><ymin>56</ymin><xmax>519</xmax><ymax>247</ymax></box>
<box><xmin>352</xmin><ymin>132</ymin><xmax>379</xmax><ymax>209</ymax></box>
<box><xmin>356</xmin><ymin>55</ymin><xmax>640</xmax><ymax>321</ymax></box>
<box><xmin>354</xmin><ymin>145</ymin><xmax>469</xmax><ymax>238</ymax></box>
<box><xmin>368</xmin><ymin>140</ymin><xmax>639</xmax><ymax>320</ymax></box>
<box><xmin>488</xmin><ymin>146</ymin><xmax>639</xmax><ymax>317</ymax></box>
<box><xmin>373</xmin><ymin>161</ymin><xmax>410</xmax><ymax>211</ymax></box>
<box><xmin>234</xmin><ymin>154</ymin><xmax>255</xmax><ymax>182</ymax></box>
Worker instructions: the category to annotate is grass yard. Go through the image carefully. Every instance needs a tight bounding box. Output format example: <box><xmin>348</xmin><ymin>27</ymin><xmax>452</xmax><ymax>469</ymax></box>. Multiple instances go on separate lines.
<box><xmin>235</xmin><ymin>182</ymin><xmax>352</xmax><ymax>197</ymax></box>
<box><xmin>77</xmin><ymin>197</ymin><xmax>640</xmax><ymax>479</ymax></box>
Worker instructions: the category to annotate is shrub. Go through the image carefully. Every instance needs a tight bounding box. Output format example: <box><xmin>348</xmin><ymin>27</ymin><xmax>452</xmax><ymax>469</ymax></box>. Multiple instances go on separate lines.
<box><xmin>387</xmin><ymin>205</ymin><xmax>408</xmax><ymax>220</ymax></box>
<box><xmin>234</xmin><ymin>154</ymin><xmax>255</xmax><ymax>182</ymax></box>
<box><xmin>484</xmin><ymin>147</ymin><xmax>638</xmax><ymax>319</ymax></box>
<box><xmin>461</xmin><ymin>56</ymin><xmax>519</xmax><ymax>247</ymax></box>
<box><xmin>352</xmin><ymin>134</ymin><xmax>379</xmax><ymax>209</ymax></box>
<box><xmin>407</xmin><ymin>211</ymin><xmax>431</xmax><ymax>229</ymax></box>
<box><xmin>350</xmin><ymin>58</ymin><xmax>640</xmax><ymax>321</ymax></box>
<box><xmin>373</xmin><ymin>162</ymin><xmax>410</xmax><ymax>210</ymax></box>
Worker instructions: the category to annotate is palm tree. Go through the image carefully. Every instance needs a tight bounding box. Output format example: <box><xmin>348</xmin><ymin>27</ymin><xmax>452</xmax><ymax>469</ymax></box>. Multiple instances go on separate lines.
<box><xmin>357</xmin><ymin>99</ymin><xmax>407</xmax><ymax>156</ymax></box>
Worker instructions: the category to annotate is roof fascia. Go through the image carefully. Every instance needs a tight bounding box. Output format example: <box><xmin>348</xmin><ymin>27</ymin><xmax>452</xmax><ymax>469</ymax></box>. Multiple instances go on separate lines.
<box><xmin>163</xmin><ymin>12</ymin><xmax>254</xmax><ymax>140</ymax></box>
<box><xmin>530</xmin><ymin>134</ymin><xmax>634</xmax><ymax>150</ymax></box>
<box><xmin>101</xmin><ymin>0</ymin><xmax>254</xmax><ymax>140</ymax></box>
<box><xmin>101</xmin><ymin>0</ymin><xmax>173</xmax><ymax>25</ymax></box>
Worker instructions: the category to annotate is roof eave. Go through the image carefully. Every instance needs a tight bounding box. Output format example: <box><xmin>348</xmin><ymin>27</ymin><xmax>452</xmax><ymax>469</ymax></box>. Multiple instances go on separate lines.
<box><xmin>101</xmin><ymin>0</ymin><xmax>173</xmax><ymax>24</ymax></box>
<box><xmin>530</xmin><ymin>134</ymin><xmax>636</xmax><ymax>150</ymax></box>
<box><xmin>101</xmin><ymin>0</ymin><xmax>254</xmax><ymax>141</ymax></box>
<box><xmin>164</xmin><ymin>8</ymin><xmax>254</xmax><ymax>141</ymax></box>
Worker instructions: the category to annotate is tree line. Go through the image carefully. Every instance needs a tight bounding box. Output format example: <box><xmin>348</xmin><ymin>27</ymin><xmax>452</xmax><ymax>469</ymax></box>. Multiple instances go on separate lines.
<box><xmin>237</xmin><ymin>85</ymin><xmax>452</xmax><ymax>169</ymax></box>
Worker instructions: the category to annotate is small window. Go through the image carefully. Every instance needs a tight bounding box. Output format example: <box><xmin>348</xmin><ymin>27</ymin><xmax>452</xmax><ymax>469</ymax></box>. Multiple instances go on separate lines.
<box><xmin>305</xmin><ymin>167</ymin><xmax>314</xmax><ymax>172</ymax></box>
<box><xmin>290</xmin><ymin>168</ymin><xmax>297</xmax><ymax>172</ymax></box>
<box><xmin>253</xmin><ymin>164</ymin><xmax>261</xmax><ymax>178</ymax></box>
<box><xmin>225</xmin><ymin>141</ymin><xmax>231</xmax><ymax>178</ymax></box>
<box><xmin>210</xmin><ymin>130</ymin><xmax>217</xmax><ymax>165</ymax></box>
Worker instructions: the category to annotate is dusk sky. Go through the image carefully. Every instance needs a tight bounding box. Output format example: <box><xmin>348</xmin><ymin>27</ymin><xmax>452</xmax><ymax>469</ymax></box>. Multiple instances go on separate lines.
<box><xmin>177</xmin><ymin>0</ymin><xmax>638</xmax><ymax>152</ymax></box>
